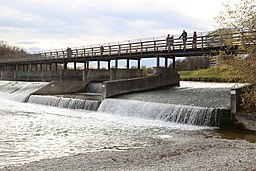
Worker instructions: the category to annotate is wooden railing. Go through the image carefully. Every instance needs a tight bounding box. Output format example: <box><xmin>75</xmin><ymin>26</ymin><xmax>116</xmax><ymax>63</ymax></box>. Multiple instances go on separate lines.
<box><xmin>0</xmin><ymin>30</ymin><xmax>254</xmax><ymax>64</ymax></box>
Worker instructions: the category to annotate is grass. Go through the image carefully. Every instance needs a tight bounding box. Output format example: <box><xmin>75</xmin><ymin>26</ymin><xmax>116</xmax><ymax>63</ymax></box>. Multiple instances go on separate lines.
<box><xmin>179</xmin><ymin>68</ymin><xmax>238</xmax><ymax>82</ymax></box>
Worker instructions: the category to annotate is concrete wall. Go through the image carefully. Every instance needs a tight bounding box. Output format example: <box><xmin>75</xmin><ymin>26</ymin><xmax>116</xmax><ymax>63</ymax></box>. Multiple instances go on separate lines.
<box><xmin>83</xmin><ymin>69</ymin><xmax>110</xmax><ymax>82</ymax></box>
<box><xmin>110</xmin><ymin>69</ymin><xmax>143</xmax><ymax>80</ymax></box>
<box><xmin>0</xmin><ymin>71</ymin><xmax>15</xmax><ymax>80</ymax></box>
<box><xmin>230</xmin><ymin>84</ymin><xmax>256</xmax><ymax>131</ymax></box>
<box><xmin>61</xmin><ymin>70</ymin><xmax>83</xmax><ymax>81</ymax></box>
<box><xmin>235</xmin><ymin>113</ymin><xmax>256</xmax><ymax>131</ymax></box>
<box><xmin>33</xmin><ymin>81</ymin><xmax>87</xmax><ymax>95</ymax></box>
<box><xmin>102</xmin><ymin>68</ymin><xmax>179</xmax><ymax>98</ymax></box>
<box><xmin>230</xmin><ymin>84</ymin><xmax>256</xmax><ymax>113</ymax></box>
<box><xmin>1</xmin><ymin>70</ymin><xmax>96</xmax><ymax>82</ymax></box>
<box><xmin>1</xmin><ymin>69</ymin><xmax>144</xmax><ymax>82</ymax></box>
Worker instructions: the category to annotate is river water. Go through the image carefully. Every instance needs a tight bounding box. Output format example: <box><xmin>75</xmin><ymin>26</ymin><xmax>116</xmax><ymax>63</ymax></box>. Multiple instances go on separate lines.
<box><xmin>0</xmin><ymin>80</ymin><xmax>252</xmax><ymax>168</ymax></box>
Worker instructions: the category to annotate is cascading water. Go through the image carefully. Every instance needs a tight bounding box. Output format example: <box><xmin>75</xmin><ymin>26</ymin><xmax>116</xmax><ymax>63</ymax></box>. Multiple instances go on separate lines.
<box><xmin>98</xmin><ymin>99</ymin><xmax>220</xmax><ymax>127</ymax></box>
<box><xmin>0</xmin><ymin>80</ymin><xmax>229</xmax><ymax>126</ymax></box>
<box><xmin>0</xmin><ymin>81</ymin><xmax>48</xmax><ymax>102</ymax></box>
<box><xmin>28</xmin><ymin>95</ymin><xmax>100</xmax><ymax>111</ymax></box>
<box><xmin>0</xmin><ymin>81</ymin><xmax>100</xmax><ymax>111</ymax></box>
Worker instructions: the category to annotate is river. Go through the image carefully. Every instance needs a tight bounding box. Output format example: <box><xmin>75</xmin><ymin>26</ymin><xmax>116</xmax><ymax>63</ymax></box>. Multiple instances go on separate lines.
<box><xmin>0</xmin><ymin>80</ymin><xmax>254</xmax><ymax>168</ymax></box>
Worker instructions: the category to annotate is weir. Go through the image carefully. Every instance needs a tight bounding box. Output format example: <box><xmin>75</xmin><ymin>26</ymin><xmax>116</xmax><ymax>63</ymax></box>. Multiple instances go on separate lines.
<box><xmin>28</xmin><ymin>95</ymin><xmax>100</xmax><ymax>111</ymax></box>
<box><xmin>98</xmin><ymin>99</ymin><xmax>220</xmax><ymax>127</ymax></box>
<box><xmin>0</xmin><ymin>80</ymin><xmax>234</xmax><ymax>128</ymax></box>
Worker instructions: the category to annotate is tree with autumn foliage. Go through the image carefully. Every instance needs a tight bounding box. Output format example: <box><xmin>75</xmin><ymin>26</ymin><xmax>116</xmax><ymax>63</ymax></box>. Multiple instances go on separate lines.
<box><xmin>216</xmin><ymin>0</ymin><xmax>256</xmax><ymax>113</ymax></box>
<box><xmin>0</xmin><ymin>41</ymin><xmax>25</xmax><ymax>56</ymax></box>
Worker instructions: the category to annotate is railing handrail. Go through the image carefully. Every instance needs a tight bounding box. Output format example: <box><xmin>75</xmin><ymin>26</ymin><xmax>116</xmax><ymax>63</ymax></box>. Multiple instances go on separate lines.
<box><xmin>0</xmin><ymin>30</ymin><xmax>254</xmax><ymax>64</ymax></box>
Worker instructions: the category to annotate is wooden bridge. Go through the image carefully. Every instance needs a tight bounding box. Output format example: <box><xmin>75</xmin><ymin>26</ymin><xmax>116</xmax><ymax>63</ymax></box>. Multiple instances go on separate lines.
<box><xmin>0</xmin><ymin>30</ymin><xmax>246</xmax><ymax>71</ymax></box>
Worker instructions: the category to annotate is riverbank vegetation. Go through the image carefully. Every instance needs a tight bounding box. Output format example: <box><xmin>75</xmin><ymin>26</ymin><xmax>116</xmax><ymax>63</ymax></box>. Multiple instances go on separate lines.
<box><xmin>179</xmin><ymin>68</ymin><xmax>238</xmax><ymax>82</ymax></box>
<box><xmin>215</xmin><ymin>0</ymin><xmax>256</xmax><ymax>113</ymax></box>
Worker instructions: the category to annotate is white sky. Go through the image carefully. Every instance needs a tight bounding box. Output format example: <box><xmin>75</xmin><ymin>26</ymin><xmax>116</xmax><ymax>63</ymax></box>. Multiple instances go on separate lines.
<box><xmin>0</xmin><ymin>0</ymin><xmax>237</xmax><ymax>53</ymax></box>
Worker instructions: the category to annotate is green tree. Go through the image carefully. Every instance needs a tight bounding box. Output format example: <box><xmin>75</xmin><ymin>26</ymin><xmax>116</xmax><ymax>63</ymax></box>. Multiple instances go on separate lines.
<box><xmin>216</xmin><ymin>0</ymin><xmax>256</xmax><ymax>113</ymax></box>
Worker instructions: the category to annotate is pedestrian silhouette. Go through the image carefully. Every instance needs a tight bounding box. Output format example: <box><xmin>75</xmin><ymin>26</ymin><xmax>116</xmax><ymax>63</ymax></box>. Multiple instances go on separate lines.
<box><xmin>66</xmin><ymin>47</ymin><xmax>72</xmax><ymax>58</ymax></box>
<box><xmin>166</xmin><ymin>34</ymin><xmax>170</xmax><ymax>50</ymax></box>
<box><xmin>100</xmin><ymin>45</ymin><xmax>104</xmax><ymax>56</ymax></box>
<box><xmin>166</xmin><ymin>34</ymin><xmax>174</xmax><ymax>51</ymax></box>
<box><xmin>179</xmin><ymin>30</ymin><xmax>187</xmax><ymax>49</ymax></box>
<box><xmin>192</xmin><ymin>31</ymin><xmax>197</xmax><ymax>49</ymax></box>
<box><xmin>170</xmin><ymin>35</ymin><xmax>174</xmax><ymax>49</ymax></box>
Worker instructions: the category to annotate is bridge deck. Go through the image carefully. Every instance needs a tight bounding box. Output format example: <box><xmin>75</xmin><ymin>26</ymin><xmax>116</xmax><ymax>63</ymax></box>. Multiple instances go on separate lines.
<box><xmin>0</xmin><ymin>31</ymin><xmax>245</xmax><ymax>65</ymax></box>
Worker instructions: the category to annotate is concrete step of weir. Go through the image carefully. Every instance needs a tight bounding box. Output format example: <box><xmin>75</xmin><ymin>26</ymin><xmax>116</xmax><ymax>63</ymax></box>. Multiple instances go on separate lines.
<box><xmin>55</xmin><ymin>93</ymin><xmax>102</xmax><ymax>102</ymax></box>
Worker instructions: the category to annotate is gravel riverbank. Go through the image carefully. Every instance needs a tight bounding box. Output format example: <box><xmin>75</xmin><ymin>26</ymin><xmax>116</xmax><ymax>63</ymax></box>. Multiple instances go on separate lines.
<box><xmin>2</xmin><ymin>135</ymin><xmax>256</xmax><ymax>171</ymax></box>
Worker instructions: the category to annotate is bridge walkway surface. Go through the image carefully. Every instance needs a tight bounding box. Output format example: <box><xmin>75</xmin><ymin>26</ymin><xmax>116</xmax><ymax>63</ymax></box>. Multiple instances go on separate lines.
<box><xmin>0</xmin><ymin>30</ymin><xmax>248</xmax><ymax>69</ymax></box>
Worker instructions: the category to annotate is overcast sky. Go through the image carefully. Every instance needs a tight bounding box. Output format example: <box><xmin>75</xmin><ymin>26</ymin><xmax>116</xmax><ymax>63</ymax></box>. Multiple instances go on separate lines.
<box><xmin>1</xmin><ymin>0</ymin><xmax>234</xmax><ymax>53</ymax></box>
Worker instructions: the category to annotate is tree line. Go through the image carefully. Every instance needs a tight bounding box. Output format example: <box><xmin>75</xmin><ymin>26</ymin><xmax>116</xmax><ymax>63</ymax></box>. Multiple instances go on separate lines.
<box><xmin>0</xmin><ymin>41</ymin><xmax>25</xmax><ymax>56</ymax></box>
<box><xmin>175</xmin><ymin>56</ymin><xmax>210</xmax><ymax>71</ymax></box>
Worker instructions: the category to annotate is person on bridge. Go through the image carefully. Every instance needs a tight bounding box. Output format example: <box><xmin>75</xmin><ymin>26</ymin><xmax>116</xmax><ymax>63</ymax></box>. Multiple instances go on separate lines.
<box><xmin>192</xmin><ymin>31</ymin><xmax>197</xmax><ymax>49</ymax></box>
<box><xmin>66</xmin><ymin>47</ymin><xmax>72</xmax><ymax>58</ymax></box>
<box><xmin>100</xmin><ymin>45</ymin><xmax>104</xmax><ymax>56</ymax></box>
<box><xmin>166</xmin><ymin>34</ymin><xmax>174</xmax><ymax>51</ymax></box>
<box><xmin>179</xmin><ymin>30</ymin><xmax>187</xmax><ymax>50</ymax></box>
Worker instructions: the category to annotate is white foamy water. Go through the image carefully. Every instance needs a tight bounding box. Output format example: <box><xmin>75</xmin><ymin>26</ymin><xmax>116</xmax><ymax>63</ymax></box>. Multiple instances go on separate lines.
<box><xmin>98</xmin><ymin>99</ymin><xmax>220</xmax><ymax>126</ymax></box>
<box><xmin>180</xmin><ymin>81</ymin><xmax>244</xmax><ymax>89</ymax></box>
<box><xmin>0</xmin><ymin>81</ymin><xmax>48</xmax><ymax>102</ymax></box>
<box><xmin>28</xmin><ymin>95</ymin><xmax>100</xmax><ymax>110</ymax></box>
<box><xmin>116</xmin><ymin>81</ymin><xmax>243</xmax><ymax>109</ymax></box>
<box><xmin>0</xmin><ymin>80</ymin><xmax>212</xmax><ymax>168</ymax></box>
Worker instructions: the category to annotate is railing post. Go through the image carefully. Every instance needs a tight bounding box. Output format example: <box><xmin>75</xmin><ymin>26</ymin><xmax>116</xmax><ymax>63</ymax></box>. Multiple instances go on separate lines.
<box><xmin>141</xmin><ymin>42</ymin><xmax>143</xmax><ymax>54</ymax></box>
<box><xmin>118</xmin><ymin>44</ymin><xmax>121</xmax><ymax>56</ymax></box>
<box><xmin>109</xmin><ymin>45</ymin><xmax>111</xmax><ymax>56</ymax></box>
<box><xmin>129</xmin><ymin>41</ymin><xmax>131</xmax><ymax>55</ymax></box>
<box><xmin>83</xmin><ymin>49</ymin><xmax>86</xmax><ymax>57</ymax></box>
<box><xmin>91</xmin><ymin>47</ymin><xmax>94</xmax><ymax>57</ymax></box>
<box><xmin>154</xmin><ymin>41</ymin><xmax>156</xmax><ymax>53</ymax></box>
<box><xmin>201</xmin><ymin>36</ymin><xmax>204</xmax><ymax>50</ymax></box>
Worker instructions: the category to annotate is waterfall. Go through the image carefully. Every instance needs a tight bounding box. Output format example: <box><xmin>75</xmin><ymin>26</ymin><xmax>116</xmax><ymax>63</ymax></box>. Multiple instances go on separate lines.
<box><xmin>0</xmin><ymin>81</ymin><xmax>48</xmax><ymax>102</ymax></box>
<box><xmin>28</xmin><ymin>95</ymin><xmax>100</xmax><ymax>111</ymax></box>
<box><xmin>98</xmin><ymin>99</ymin><xmax>220</xmax><ymax>127</ymax></box>
<box><xmin>86</xmin><ymin>82</ymin><xmax>102</xmax><ymax>94</ymax></box>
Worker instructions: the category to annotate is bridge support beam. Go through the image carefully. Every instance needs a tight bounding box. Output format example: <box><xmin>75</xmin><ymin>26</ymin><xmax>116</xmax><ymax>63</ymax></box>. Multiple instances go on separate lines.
<box><xmin>64</xmin><ymin>62</ymin><xmax>68</xmax><ymax>70</ymax></box>
<box><xmin>157</xmin><ymin>57</ymin><xmax>160</xmax><ymax>68</ymax></box>
<box><xmin>172</xmin><ymin>57</ymin><xmax>176</xmax><ymax>69</ymax></box>
<box><xmin>84</xmin><ymin>62</ymin><xmax>87</xmax><ymax>69</ymax></box>
<box><xmin>55</xmin><ymin>63</ymin><xmax>58</xmax><ymax>71</ymax></box>
<box><xmin>165</xmin><ymin>57</ymin><xmax>168</xmax><ymax>68</ymax></box>
<box><xmin>11</xmin><ymin>65</ymin><xmax>14</xmax><ymax>72</ymax></box>
<box><xmin>115</xmin><ymin>59</ymin><xmax>118</xmax><ymax>69</ymax></box>
<box><xmin>49</xmin><ymin>63</ymin><xmax>52</xmax><ymax>71</ymax></box>
<box><xmin>127</xmin><ymin>59</ymin><xmax>129</xmax><ymax>69</ymax></box>
<box><xmin>86</xmin><ymin>61</ymin><xmax>89</xmax><ymax>69</ymax></box>
<box><xmin>97</xmin><ymin>61</ymin><xmax>100</xmax><ymax>69</ymax></box>
<box><xmin>74</xmin><ymin>62</ymin><xmax>77</xmax><ymax>70</ymax></box>
<box><xmin>108</xmin><ymin>60</ymin><xmax>111</xmax><ymax>70</ymax></box>
<box><xmin>138</xmin><ymin>59</ymin><xmax>141</xmax><ymax>69</ymax></box>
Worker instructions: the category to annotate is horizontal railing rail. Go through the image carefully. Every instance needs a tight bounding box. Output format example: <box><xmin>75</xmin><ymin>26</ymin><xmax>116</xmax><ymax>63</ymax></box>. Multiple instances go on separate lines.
<box><xmin>0</xmin><ymin>30</ymin><xmax>254</xmax><ymax>64</ymax></box>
